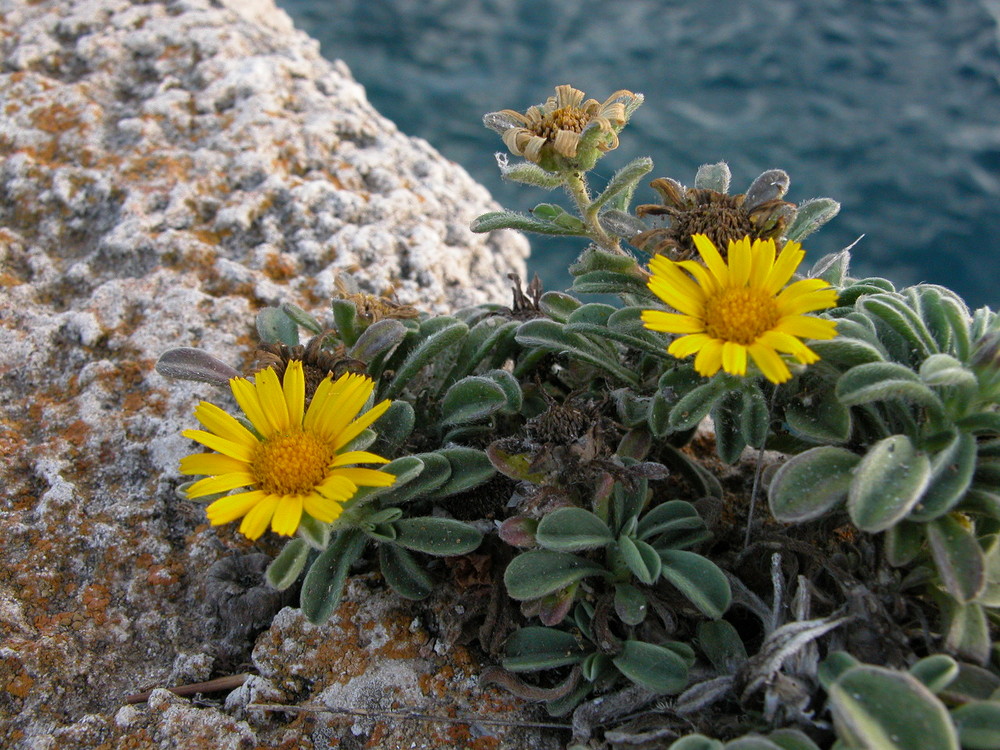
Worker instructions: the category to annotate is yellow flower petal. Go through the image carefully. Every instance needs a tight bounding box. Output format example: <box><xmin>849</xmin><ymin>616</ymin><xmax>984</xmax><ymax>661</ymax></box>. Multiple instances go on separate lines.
<box><xmin>186</xmin><ymin>472</ymin><xmax>256</xmax><ymax>499</ymax></box>
<box><xmin>775</xmin><ymin>315</ymin><xmax>839</xmax><ymax>341</ymax></box>
<box><xmin>692</xmin><ymin>234</ymin><xmax>730</xmax><ymax>288</ymax></box>
<box><xmin>694</xmin><ymin>339</ymin><xmax>724</xmax><ymax>377</ymax></box>
<box><xmin>721</xmin><ymin>341</ymin><xmax>748</xmax><ymax>376</ymax></box>
<box><xmin>641</xmin><ymin>310</ymin><xmax>705</xmax><ymax>334</ymax></box>
<box><xmin>180</xmin><ymin>452</ymin><xmax>249</xmax><ymax>477</ymax></box>
<box><xmin>206</xmin><ymin>490</ymin><xmax>267</xmax><ymax>525</ymax></box>
<box><xmin>677</xmin><ymin>259</ymin><xmax>721</xmax><ymax>296</ymax></box>
<box><xmin>747</xmin><ymin>238</ymin><xmax>776</xmax><ymax>288</ymax></box>
<box><xmin>193</xmin><ymin>401</ymin><xmax>258</xmax><ymax>447</ymax></box>
<box><xmin>254</xmin><ymin>366</ymin><xmax>289</xmax><ymax>433</ymax></box>
<box><xmin>283</xmin><ymin>360</ymin><xmax>306</xmax><ymax>428</ymax></box>
<box><xmin>727</xmin><ymin>237</ymin><xmax>752</xmax><ymax>287</ymax></box>
<box><xmin>239</xmin><ymin>493</ymin><xmax>281</xmax><ymax>540</ymax></box>
<box><xmin>314</xmin><ymin>375</ymin><xmax>374</xmax><ymax>443</ymax></box>
<box><xmin>668</xmin><ymin>333</ymin><xmax>714</xmax><ymax>359</ymax></box>
<box><xmin>230</xmin><ymin>377</ymin><xmax>274</xmax><ymax>438</ymax></box>
<box><xmin>303</xmin><ymin>493</ymin><xmax>343</xmax><ymax>524</ymax></box>
<box><xmin>317</xmin><ymin>475</ymin><xmax>357</xmax><ymax>502</ymax></box>
<box><xmin>747</xmin><ymin>343</ymin><xmax>792</xmax><ymax>384</ymax></box>
<box><xmin>182</xmin><ymin>429</ymin><xmax>255</xmax><ymax>463</ymax></box>
<box><xmin>331</xmin><ymin>451</ymin><xmax>392</xmax><ymax>467</ymax></box>
<box><xmin>763</xmin><ymin>240</ymin><xmax>805</xmax><ymax>294</ymax></box>
<box><xmin>333</xmin><ymin>398</ymin><xmax>392</xmax><ymax>451</ymax></box>
<box><xmin>271</xmin><ymin>495</ymin><xmax>303</xmax><ymax>537</ymax></box>
<box><xmin>332</xmin><ymin>467</ymin><xmax>396</xmax><ymax>488</ymax></box>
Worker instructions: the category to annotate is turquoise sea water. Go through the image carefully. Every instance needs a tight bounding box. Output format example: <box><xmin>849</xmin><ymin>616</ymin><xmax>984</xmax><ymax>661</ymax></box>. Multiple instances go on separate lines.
<box><xmin>276</xmin><ymin>0</ymin><xmax>1000</xmax><ymax>308</ymax></box>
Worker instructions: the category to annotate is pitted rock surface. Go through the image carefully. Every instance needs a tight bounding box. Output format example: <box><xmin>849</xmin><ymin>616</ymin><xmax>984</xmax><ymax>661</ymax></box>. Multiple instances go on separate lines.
<box><xmin>0</xmin><ymin>0</ymin><xmax>542</xmax><ymax>747</ymax></box>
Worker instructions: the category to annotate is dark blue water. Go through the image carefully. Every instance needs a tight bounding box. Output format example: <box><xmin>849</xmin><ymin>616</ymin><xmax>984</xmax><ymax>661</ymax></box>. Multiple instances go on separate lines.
<box><xmin>277</xmin><ymin>0</ymin><xmax>1000</xmax><ymax>309</ymax></box>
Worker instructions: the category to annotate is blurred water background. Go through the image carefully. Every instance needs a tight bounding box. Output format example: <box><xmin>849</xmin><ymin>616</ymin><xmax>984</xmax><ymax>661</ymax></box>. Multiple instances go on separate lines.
<box><xmin>276</xmin><ymin>0</ymin><xmax>1000</xmax><ymax>308</ymax></box>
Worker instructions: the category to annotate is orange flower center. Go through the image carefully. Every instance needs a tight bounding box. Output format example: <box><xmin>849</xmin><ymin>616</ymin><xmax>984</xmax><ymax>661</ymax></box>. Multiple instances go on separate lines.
<box><xmin>251</xmin><ymin>430</ymin><xmax>333</xmax><ymax>495</ymax></box>
<box><xmin>703</xmin><ymin>286</ymin><xmax>781</xmax><ymax>345</ymax></box>
<box><xmin>534</xmin><ymin>106</ymin><xmax>591</xmax><ymax>139</ymax></box>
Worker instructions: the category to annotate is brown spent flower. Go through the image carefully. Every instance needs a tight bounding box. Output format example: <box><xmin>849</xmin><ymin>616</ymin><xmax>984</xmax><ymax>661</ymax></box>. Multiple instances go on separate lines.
<box><xmin>334</xmin><ymin>278</ymin><xmax>420</xmax><ymax>323</ymax></box>
<box><xmin>632</xmin><ymin>172</ymin><xmax>795</xmax><ymax>261</ymax></box>
<box><xmin>490</xmin><ymin>85</ymin><xmax>636</xmax><ymax>167</ymax></box>
<box><xmin>254</xmin><ymin>332</ymin><xmax>366</xmax><ymax>403</ymax></box>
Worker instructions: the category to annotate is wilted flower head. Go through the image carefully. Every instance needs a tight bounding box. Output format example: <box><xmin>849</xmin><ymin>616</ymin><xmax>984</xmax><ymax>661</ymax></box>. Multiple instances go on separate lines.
<box><xmin>642</xmin><ymin>234</ymin><xmax>839</xmax><ymax>384</ymax></box>
<box><xmin>633</xmin><ymin>165</ymin><xmax>799</xmax><ymax>261</ymax></box>
<box><xmin>484</xmin><ymin>84</ymin><xmax>643</xmax><ymax>172</ymax></box>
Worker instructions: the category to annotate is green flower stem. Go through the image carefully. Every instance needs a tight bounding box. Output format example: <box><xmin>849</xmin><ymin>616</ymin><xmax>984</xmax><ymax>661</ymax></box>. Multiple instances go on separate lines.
<box><xmin>564</xmin><ymin>170</ymin><xmax>621</xmax><ymax>254</ymax></box>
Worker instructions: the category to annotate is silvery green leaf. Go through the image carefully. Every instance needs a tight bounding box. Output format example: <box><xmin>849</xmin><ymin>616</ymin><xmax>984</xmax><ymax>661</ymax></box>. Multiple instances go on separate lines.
<box><xmin>538</xmin><ymin>291</ymin><xmax>582</xmax><ymax>322</ymax></box>
<box><xmin>503</xmin><ymin>626</ymin><xmax>587</xmax><ymax>672</ymax></box>
<box><xmin>667</xmin><ymin>736</ymin><xmax>724</xmax><ymax>750</ymax></box>
<box><xmin>741</xmin><ymin>616</ymin><xmax>847</xmax><ymax>701</ymax></box>
<box><xmin>279</xmin><ymin>302</ymin><xmax>322</xmax><ymax>334</ymax></box>
<box><xmin>809</xmin><ymin>249</ymin><xmax>851</xmax><ymax>286</ymax></box>
<box><xmin>349</xmin><ymin>318</ymin><xmax>407</xmax><ymax>363</ymax></box>
<box><xmin>612</xmin><ymin>640</ymin><xmax>689</xmax><ymax>694</ymax></box>
<box><xmin>908</xmin><ymin>654</ymin><xmax>959</xmax><ymax>694</ymax></box>
<box><xmin>768</xmin><ymin>446</ymin><xmax>859</xmax><ymax>523</ymax></box>
<box><xmin>909</xmin><ymin>432</ymin><xmax>977</xmax><ymax>521</ymax></box>
<box><xmin>330</xmin><ymin>299</ymin><xmax>360</xmax><ymax>347</ymax></box>
<box><xmin>637</xmin><ymin>500</ymin><xmax>704</xmax><ymax>544</ymax></box>
<box><xmin>694</xmin><ymin>161</ymin><xmax>731</xmax><ymax>193</ymax></box>
<box><xmin>498</xmin><ymin>160</ymin><xmax>563</xmax><ymax>189</ymax></box>
<box><xmin>601</xmin><ymin>209</ymin><xmax>648</xmax><ymax>239</ymax></box>
<box><xmin>426</xmin><ymin>446</ymin><xmax>495</xmax><ymax>498</ymax></box>
<box><xmin>926</xmin><ymin>514</ymin><xmax>986</xmax><ymax>603</ymax></box>
<box><xmin>836</xmin><ymin>362</ymin><xmax>945</xmax><ymax>413</ymax></box>
<box><xmin>669</xmin><ymin>378</ymin><xmax>729</xmax><ymax>431</ymax></box>
<box><xmin>392</xmin><ymin>517</ymin><xmax>482</xmax><ymax>556</ymax></box>
<box><xmin>535</xmin><ymin>507</ymin><xmax>614</xmax><ymax>551</ymax></box>
<box><xmin>697</xmin><ymin>619</ymin><xmax>748</xmax><ymax>672</ymax></box>
<box><xmin>504</xmin><ymin>550</ymin><xmax>607</xmax><ymax>600</ymax></box>
<box><xmin>483</xmin><ymin>111</ymin><xmax>523</xmax><ymax>133</ymax></box>
<box><xmin>570</xmin><ymin>270</ymin><xmax>652</xmax><ymax>299</ymax></box>
<box><xmin>448</xmin><ymin>317</ymin><xmax>519</xmax><ymax>382</ymax></box>
<box><xmin>952</xmin><ymin>701</ymin><xmax>1000</xmax><ymax>749</ymax></box>
<box><xmin>485</xmin><ymin>369</ymin><xmax>523</xmax><ymax>414</ymax></box>
<box><xmin>828</xmin><ymin>665</ymin><xmax>959</xmax><ymax>750</ymax></box>
<box><xmin>619</xmin><ymin>535</ymin><xmax>661</xmax><ymax>585</ymax></box>
<box><xmin>807</xmin><ymin>336</ymin><xmax>885</xmax><ymax>367</ymax></box>
<box><xmin>515</xmin><ymin>318</ymin><xmax>640</xmax><ymax>385</ymax></box>
<box><xmin>848</xmin><ymin>435</ymin><xmax>931</xmax><ymax>532</ymax></box>
<box><xmin>860</xmin><ymin>293</ymin><xmax>939</xmax><ymax>360</ymax></box>
<box><xmin>785</xmin><ymin>387</ymin><xmax>852</xmax><ymax>444</ymax></box>
<box><xmin>785</xmin><ymin>197</ymin><xmax>841</xmax><ymax>243</ymax></box>
<box><xmin>712</xmin><ymin>391</ymin><xmax>746</xmax><ymax>464</ymax></box>
<box><xmin>300</xmin><ymin>529</ymin><xmax>366</xmax><ymax>624</ymax></box>
<box><xmin>379</xmin><ymin>544</ymin><xmax>433</xmax><ymax>600</ymax></box>
<box><xmin>256</xmin><ymin>306</ymin><xmax>299</xmax><ymax>347</ymax></box>
<box><xmin>440</xmin><ymin>376</ymin><xmax>507</xmax><ymax>425</ymax></box>
<box><xmin>659</xmin><ymin>550</ymin><xmax>731</xmax><ymax>619</ymax></box>
<box><xmin>884</xmin><ymin>521</ymin><xmax>925</xmax><ymax>567</ymax></box>
<box><xmin>591</xmin><ymin>156</ymin><xmax>654</xmax><ymax>214</ymax></box>
<box><xmin>370</xmin><ymin>400</ymin><xmax>415</xmax><ymax>454</ymax></box>
<box><xmin>614</xmin><ymin>583</ymin><xmax>648</xmax><ymax>625</ymax></box>
<box><xmin>744</xmin><ymin>169</ymin><xmax>790</xmax><ymax>209</ymax></box>
<box><xmin>377</xmin><ymin>452</ymin><xmax>451</xmax><ymax>505</ymax></box>
<box><xmin>265</xmin><ymin>538</ymin><xmax>309</xmax><ymax>591</ymax></box>
<box><xmin>471</xmin><ymin>209</ymin><xmax>586</xmax><ymax>236</ymax></box>
<box><xmin>919</xmin><ymin>353</ymin><xmax>977</xmax><ymax>389</ymax></box>
<box><xmin>382</xmin><ymin>321</ymin><xmax>468</xmax><ymax>399</ymax></box>
<box><xmin>156</xmin><ymin>347</ymin><xmax>240</xmax><ymax>385</ymax></box>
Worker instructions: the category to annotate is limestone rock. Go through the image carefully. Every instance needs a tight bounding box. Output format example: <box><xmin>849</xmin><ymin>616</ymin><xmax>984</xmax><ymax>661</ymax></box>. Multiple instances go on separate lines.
<box><xmin>0</xmin><ymin>0</ymin><xmax>538</xmax><ymax>747</ymax></box>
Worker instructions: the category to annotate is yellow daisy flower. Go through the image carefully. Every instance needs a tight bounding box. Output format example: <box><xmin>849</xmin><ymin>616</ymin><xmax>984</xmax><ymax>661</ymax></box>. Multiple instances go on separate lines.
<box><xmin>642</xmin><ymin>234</ymin><xmax>839</xmax><ymax>384</ymax></box>
<box><xmin>179</xmin><ymin>360</ymin><xmax>395</xmax><ymax>540</ymax></box>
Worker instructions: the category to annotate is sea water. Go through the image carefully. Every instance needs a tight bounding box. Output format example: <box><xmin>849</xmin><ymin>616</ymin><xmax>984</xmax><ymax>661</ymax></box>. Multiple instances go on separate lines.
<box><xmin>277</xmin><ymin>0</ymin><xmax>1000</xmax><ymax>308</ymax></box>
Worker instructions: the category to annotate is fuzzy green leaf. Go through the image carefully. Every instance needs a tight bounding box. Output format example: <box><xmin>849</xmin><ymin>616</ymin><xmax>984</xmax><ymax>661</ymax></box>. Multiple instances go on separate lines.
<box><xmin>382</xmin><ymin>321</ymin><xmax>468</xmax><ymax>399</ymax></box>
<box><xmin>155</xmin><ymin>348</ymin><xmax>240</xmax><ymax>385</ymax></box>
<box><xmin>503</xmin><ymin>626</ymin><xmax>587</xmax><ymax>672</ymax></box>
<box><xmin>828</xmin><ymin>666</ymin><xmax>959</xmax><ymax>750</ymax></box>
<box><xmin>485</xmin><ymin>443</ymin><xmax>547</xmax><ymax>483</ymax></box>
<box><xmin>614</xmin><ymin>583</ymin><xmax>648</xmax><ymax>625</ymax></box>
<box><xmin>440</xmin><ymin>376</ymin><xmax>507</xmax><ymax>425</ymax></box>
<box><xmin>697</xmin><ymin>619</ymin><xmax>748</xmax><ymax>672</ymax></box>
<box><xmin>669</xmin><ymin>379</ymin><xmax>728</xmax><ymax>431</ymax></box>
<box><xmin>659</xmin><ymin>549</ymin><xmax>732</xmax><ymax>618</ymax></box>
<box><xmin>884</xmin><ymin>521</ymin><xmax>925</xmax><ymax>567</ymax></box>
<box><xmin>504</xmin><ymin>551</ymin><xmax>606</xmax><ymax>600</ymax></box>
<box><xmin>300</xmin><ymin>529</ymin><xmax>367</xmax><ymax>624</ymax></box>
<box><xmin>944</xmin><ymin>601</ymin><xmax>992</xmax><ymax>665</ymax></box>
<box><xmin>667</xmin><ymin>737</ymin><xmax>724</xmax><ymax>750</ymax></box>
<box><xmin>377</xmin><ymin>452</ymin><xmax>451</xmax><ymax>505</ymax></box>
<box><xmin>769</xmin><ymin>446</ymin><xmax>860</xmax><ymax>523</ymax></box>
<box><xmin>785</xmin><ymin>197</ymin><xmax>841</xmax><ymax>243</ymax></box>
<box><xmin>535</xmin><ymin>507</ymin><xmax>614</xmax><ymax>551</ymax></box>
<box><xmin>426</xmin><ymin>446</ymin><xmax>496</xmax><ymax>498</ymax></box>
<box><xmin>590</xmin><ymin>156</ymin><xmax>654</xmax><ymax>214</ymax></box>
<box><xmin>392</xmin><ymin>517</ymin><xmax>482</xmax><ymax>556</ymax></box>
<box><xmin>349</xmin><ymin>318</ymin><xmax>407</xmax><ymax>363</ymax></box>
<box><xmin>785</xmin><ymin>388</ymin><xmax>852</xmax><ymax>444</ymax></box>
<box><xmin>926</xmin><ymin>514</ymin><xmax>986</xmax><ymax>603</ymax></box>
<box><xmin>515</xmin><ymin>318</ymin><xmax>640</xmax><ymax>384</ymax></box>
<box><xmin>471</xmin><ymin>209</ymin><xmax>586</xmax><ymax>236</ymax></box>
<box><xmin>498</xmin><ymin>161</ymin><xmax>564</xmax><ymax>189</ymax></box>
<box><xmin>908</xmin><ymin>654</ymin><xmax>959</xmax><ymax>693</ymax></box>
<box><xmin>694</xmin><ymin>161</ymin><xmax>731</xmax><ymax>192</ymax></box>
<box><xmin>860</xmin><ymin>294</ymin><xmax>939</xmax><ymax>360</ymax></box>
<box><xmin>370</xmin><ymin>400</ymin><xmax>415</xmax><ymax>453</ymax></box>
<box><xmin>619</xmin><ymin>535</ymin><xmax>662</xmax><ymax>585</ymax></box>
<box><xmin>836</xmin><ymin>362</ymin><xmax>945</xmax><ymax>412</ymax></box>
<box><xmin>808</xmin><ymin>336</ymin><xmax>886</xmax><ymax>367</ymax></box>
<box><xmin>256</xmin><ymin>306</ymin><xmax>299</xmax><ymax>347</ymax></box>
<box><xmin>637</xmin><ymin>500</ymin><xmax>704</xmax><ymax>543</ymax></box>
<box><xmin>330</xmin><ymin>299</ymin><xmax>360</xmax><ymax>347</ymax></box>
<box><xmin>809</xmin><ymin>249</ymin><xmax>851</xmax><ymax>287</ymax></box>
<box><xmin>909</xmin><ymin>432</ymin><xmax>977</xmax><ymax>521</ymax></box>
<box><xmin>265</xmin><ymin>538</ymin><xmax>310</xmax><ymax>591</ymax></box>
<box><xmin>570</xmin><ymin>270</ymin><xmax>652</xmax><ymax>298</ymax></box>
<box><xmin>612</xmin><ymin>640</ymin><xmax>689</xmax><ymax>694</ymax></box>
<box><xmin>538</xmin><ymin>291</ymin><xmax>582</xmax><ymax>322</ymax></box>
<box><xmin>379</xmin><ymin>544</ymin><xmax>434</xmax><ymax>600</ymax></box>
<box><xmin>952</xmin><ymin>701</ymin><xmax>1000</xmax><ymax>750</ymax></box>
<box><xmin>848</xmin><ymin>435</ymin><xmax>931</xmax><ymax>532</ymax></box>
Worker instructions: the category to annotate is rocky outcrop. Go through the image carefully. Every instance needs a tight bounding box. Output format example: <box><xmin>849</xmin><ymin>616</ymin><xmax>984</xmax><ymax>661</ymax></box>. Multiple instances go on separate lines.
<box><xmin>0</xmin><ymin>0</ymin><xmax>540</xmax><ymax>747</ymax></box>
